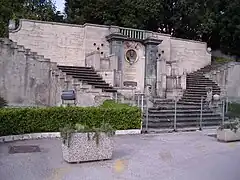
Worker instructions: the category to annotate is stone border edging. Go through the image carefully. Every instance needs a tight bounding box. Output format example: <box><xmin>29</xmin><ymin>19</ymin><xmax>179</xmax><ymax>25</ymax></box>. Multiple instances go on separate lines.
<box><xmin>0</xmin><ymin>129</ymin><xmax>141</xmax><ymax>143</ymax></box>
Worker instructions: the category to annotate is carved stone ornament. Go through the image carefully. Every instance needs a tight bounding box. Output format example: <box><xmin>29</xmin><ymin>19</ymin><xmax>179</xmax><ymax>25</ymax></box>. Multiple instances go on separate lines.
<box><xmin>125</xmin><ymin>49</ymin><xmax>138</xmax><ymax>65</ymax></box>
<box><xmin>125</xmin><ymin>41</ymin><xmax>141</xmax><ymax>50</ymax></box>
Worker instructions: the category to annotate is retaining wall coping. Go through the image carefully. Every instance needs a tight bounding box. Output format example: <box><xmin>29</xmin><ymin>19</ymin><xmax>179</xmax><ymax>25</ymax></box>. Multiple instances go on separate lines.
<box><xmin>0</xmin><ymin>129</ymin><xmax>141</xmax><ymax>143</ymax></box>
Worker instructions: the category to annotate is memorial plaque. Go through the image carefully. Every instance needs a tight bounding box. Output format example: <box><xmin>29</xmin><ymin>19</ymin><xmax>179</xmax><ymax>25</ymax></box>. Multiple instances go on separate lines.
<box><xmin>123</xmin><ymin>63</ymin><xmax>137</xmax><ymax>82</ymax></box>
<box><xmin>123</xmin><ymin>81</ymin><xmax>137</xmax><ymax>87</ymax></box>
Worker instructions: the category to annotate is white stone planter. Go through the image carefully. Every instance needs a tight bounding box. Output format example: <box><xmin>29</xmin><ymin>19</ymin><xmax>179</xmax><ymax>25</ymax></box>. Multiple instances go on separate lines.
<box><xmin>61</xmin><ymin>132</ymin><xmax>113</xmax><ymax>163</ymax></box>
<box><xmin>217</xmin><ymin>129</ymin><xmax>240</xmax><ymax>142</ymax></box>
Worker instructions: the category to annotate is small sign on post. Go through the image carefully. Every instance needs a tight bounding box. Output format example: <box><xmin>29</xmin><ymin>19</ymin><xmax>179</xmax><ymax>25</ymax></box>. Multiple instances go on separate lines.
<box><xmin>61</xmin><ymin>90</ymin><xmax>76</xmax><ymax>106</ymax></box>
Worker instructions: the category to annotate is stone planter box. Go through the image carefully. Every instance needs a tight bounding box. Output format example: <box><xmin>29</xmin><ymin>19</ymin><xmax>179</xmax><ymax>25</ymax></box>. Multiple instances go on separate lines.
<box><xmin>217</xmin><ymin>129</ymin><xmax>240</xmax><ymax>142</ymax></box>
<box><xmin>61</xmin><ymin>132</ymin><xmax>113</xmax><ymax>163</ymax></box>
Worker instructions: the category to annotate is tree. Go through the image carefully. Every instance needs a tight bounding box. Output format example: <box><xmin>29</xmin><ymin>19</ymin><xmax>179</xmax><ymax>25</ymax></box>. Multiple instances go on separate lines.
<box><xmin>0</xmin><ymin>0</ymin><xmax>63</xmax><ymax>38</ymax></box>
<box><xmin>218</xmin><ymin>0</ymin><xmax>240</xmax><ymax>56</ymax></box>
<box><xmin>64</xmin><ymin>0</ymin><xmax>240</xmax><ymax>57</ymax></box>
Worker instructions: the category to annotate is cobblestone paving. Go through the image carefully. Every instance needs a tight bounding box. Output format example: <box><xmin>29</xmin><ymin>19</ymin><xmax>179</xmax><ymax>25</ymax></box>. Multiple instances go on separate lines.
<box><xmin>1</xmin><ymin>131</ymin><xmax>240</xmax><ymax>180</ymax></box>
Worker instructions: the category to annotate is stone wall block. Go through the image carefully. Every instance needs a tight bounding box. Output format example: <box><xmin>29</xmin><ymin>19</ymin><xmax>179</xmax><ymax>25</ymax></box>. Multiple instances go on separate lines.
<box><xmin>17</xmin><ymin>45</ymin><xmax>25</xmax><ymax>52</ymax></box>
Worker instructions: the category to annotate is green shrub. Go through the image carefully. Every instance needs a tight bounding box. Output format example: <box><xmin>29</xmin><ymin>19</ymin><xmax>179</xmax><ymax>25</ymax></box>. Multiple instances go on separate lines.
<box><xmin>100</xmin><ymin>99</ymin><xmax>130</xmax><ymax>108</ymax></box>
<box><xmin>60</xmin><ymin>122</ymin><xmax>115</xmax><ymax>147</ymax></box>
<box><xmin>228</xmin><ymin>102</ymin><xmax>240</xmax><ymax>119</ymax></box>
<box><xmin>0</xmin><ymin>106</ymin><xmax>142</xmax><ymax>136</ymax></box>
<box><xmin>219</xmin><ymin>119</ymin><xmax>240</xmax><ymax>132</ymax></box>
<box><xmin>0</xmin><ymin>96</ymin><xmax>7</xmax><ymax>108</ymax></box>
<box><xmin>212</xmin><ymin>57</ymin><xmax>233</xmax><ymax>64</ymax></box>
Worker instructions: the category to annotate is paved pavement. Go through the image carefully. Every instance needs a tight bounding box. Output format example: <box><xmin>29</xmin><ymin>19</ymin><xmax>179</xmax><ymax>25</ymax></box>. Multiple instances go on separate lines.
<box><xmin>1</xmin><ymin>131</ymin><xmax>240</xmax><ymax>180</ymax></box>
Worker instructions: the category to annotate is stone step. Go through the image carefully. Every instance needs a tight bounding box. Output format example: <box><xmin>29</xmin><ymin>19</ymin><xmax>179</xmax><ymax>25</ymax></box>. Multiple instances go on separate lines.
<box><xmin>73</xmin><ymin>75</ymin><xmax>102</xmax><ymax>80</ymax></box>
<box><xmin>187</xmin><ymin>77</ymin><xmax>215</xmax><ymax>82</ymax></box>
<box><xmin>85</xmin><ymin>88</ymin><xmax>103</xmax><ymax>93</ymax></box>
<box><xmin>93</xmin><ymin>85</ymin><xmax>114</xmax><ymax>89</ymax></box>
<box><xmin>187</xmin><ymin>76</ymin><xmax>212</xmax><ymax>80</ymax></box>
<box><xmin>187</xmin><ymin>79</ymin><xmax>215</xmax><ymax>84</ymax></box>
<box><xmin>186</xmin><ymin>81</ymin><xmax>218</xmax><ymax>85</ymax></box>
<box><xmin>58</xmin><ymin>65</ymin><xmax>93</xmax><ymax>71</ymax></box>
<box><xmin>187</xmin><ymin>82</ymin><xmax>219</xmax><ymax>87</ymax></box>
<box><xmin>86</xmin><ymin>81</ymin><xmax>110</xmax><ymax>86</ymax></box>
<box><xmin>144</xmin><ymin>116</ymin><xmax>225</xmax><ymax>123</ymax></box>
<box><xmin>183</xmin><ymin>93</ymin><xmax>207</xmax><ymax>97</ymax></box>
<box><xmin>184</xmin><ymin>89</ymin><xmax>207</xmax><ymax>94</ymax></box>
<box><xmin>184</xmin><ymin>89</ymin><xmax>220</xmax><ymax>94</ymax></box>
<box><xmin>145</xmin><ymin>112</ymin><xmax>221</xmax><ymax>118</ymax></box>
<box><xmin>153</xmin><ymin>101</ymin><xmax>175</xmax><ymax>105</ymax></box>
<box><xmin>186</xmin><ymin>89</ymin><xmax>220</xmax><ymax>94</ymax></box>
<box><xmin>150</xmin><ymin>105</ymin><xmax>205</xmax><ymax>110</ymax></box>
<box><xmin>62</xmin><ymin>69</ymin><xmax>97</xmax><ymax>75</ymax></box>
<box><xmin>181</xmin><ymin>96</ymin><xmax>206</xmax><ymax>100</ymax></box>
<box><xmin>148</xmin><ymin>109</ymin><xmax>213</xmax><ymax>113</ymax></box>
<box><xmin>180</xmin><ymin>98</ymin><xmax>206</xmax><ymax>103</ymax></box>
<box><xmin>142</xmin><ymin>121</ymin><xmax>221</xmax><ymax>129</ymax></box>
<box><xmin>82</xmin><ymin>79</ymin><xmax>106</xmax><ymax>83</ymax></box>
<box><xmin>141</xmin><ymin>127</ymin><xmax>198</xmax><ymax>133</ymax></box>
<box><xmin>181</xmin><ymin>97</ymin><xmax>205</xmax><ymax>101</ymax></box>
<box><xmin>187</xmin><ymin>86</ymin><xmax>220</xmax><ymax>90</ymax></box>
<box><xmin>66</xmin><ymin>72</ymin><xmax>100</xmax><ymax>78</ymax></box>
<box><xmin>154</xmin><ymin>103</ymin><xmax>203</xmax><ymax>109</ymax></box>
<box><xmin>176</xmin><ymin>101</ymin><xmax>202</xmax><ymax>106</ymax></box>
<box><xmin>153</xmin><ymin>99</ymin><xmax>174</xmax><ymax>103</ymax></box>
<box><xmin>187</xmin><ymin>74</ymin><xmax>206</xmax><ymax>77</ymax></box>
<box><xmin>103</xmin><ymin>89</ymin><xmax>117</xmax><ymax>93</ymax></box>
<box><xmin>142</xmin><ymin>126</ymin><xmax>219</xmax><ymax>133</ymax></box>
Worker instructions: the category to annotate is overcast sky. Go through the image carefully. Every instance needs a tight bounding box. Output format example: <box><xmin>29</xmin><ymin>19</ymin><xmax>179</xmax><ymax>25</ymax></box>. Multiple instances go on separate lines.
<box><xmin>55</xmin><ymin>0</ymin><xmax>65</xmax><ymax>12</ymax></box>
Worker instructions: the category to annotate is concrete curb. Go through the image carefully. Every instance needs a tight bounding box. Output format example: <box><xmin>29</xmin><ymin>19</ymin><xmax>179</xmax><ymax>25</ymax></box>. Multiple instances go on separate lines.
<box><xmin>0</xmin><ymin>129</ymin><xmax>141</xmax><ymax>143</ymax></box>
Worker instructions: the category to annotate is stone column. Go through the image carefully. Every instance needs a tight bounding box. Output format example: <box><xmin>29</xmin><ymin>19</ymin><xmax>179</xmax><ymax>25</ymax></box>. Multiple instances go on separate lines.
<box><xmin>156</xmin><ymin>55</ymin><xmax>168</xmax><ymax>98</ymax></box>
<box><xmin>143</xmin><ymin>38</ymin><xmax>162</xmax><ymax>97</ymax></box>
<box><xmin>106</xmin><ymin>33</ymin><xmax>128</xmax><ymax>87</ymax></box>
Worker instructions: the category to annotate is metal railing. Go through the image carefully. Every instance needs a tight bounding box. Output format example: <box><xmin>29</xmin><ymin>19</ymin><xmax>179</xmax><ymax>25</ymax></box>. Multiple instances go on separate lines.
<box><xmin>113</xmin><ymin>92</ymin><xmax>231</xmax><ymax>133</ymax></box>
<box><xmin>142</xmin><ymin>96</ymin><xmax>229</xmax><ymax>133</ymax></box>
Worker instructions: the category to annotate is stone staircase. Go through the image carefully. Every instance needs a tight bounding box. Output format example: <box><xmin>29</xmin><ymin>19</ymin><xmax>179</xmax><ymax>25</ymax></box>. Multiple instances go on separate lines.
<box><xmin>179</xmin><ymin>65</ymin><xmax>221</xmax><ymax>105</ymax></box>
<box><xmin>0</xmin><ymin>38</ymin><xmax>115</xmax><ymax>106</ymax></box>
<box><xmin>142</xmin><ymin>65</ymin><xmax>225</xmax><ymax>133</ymax></box>
<box><xmin>57</xmin><ymin>65</ymin><xmax>117</xmax><ymax>93</ymax></box>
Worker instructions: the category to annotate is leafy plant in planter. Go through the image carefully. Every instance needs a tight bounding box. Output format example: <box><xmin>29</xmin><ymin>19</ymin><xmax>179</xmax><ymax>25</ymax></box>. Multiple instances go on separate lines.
<box><xmin>60</xmin><ymin>122</ymin><xmax>115</xmax><ymax>147</ymax></box>
<box><xmin>218</xmin><ymin>118</ymin><xmax>240</xmax><ymax>133</ymax></box>
<box><xmin>0</xmin><ymin>96</ymin><xmax>7</xmax><ymax>108</ymax></box>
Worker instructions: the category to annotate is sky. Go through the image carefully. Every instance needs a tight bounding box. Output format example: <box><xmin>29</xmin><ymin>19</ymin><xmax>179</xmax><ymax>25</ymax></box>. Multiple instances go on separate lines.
<box><xmin>55</xmin><ymin>0</ymin><xmax>65</xmax><ymax>12</ymax></box>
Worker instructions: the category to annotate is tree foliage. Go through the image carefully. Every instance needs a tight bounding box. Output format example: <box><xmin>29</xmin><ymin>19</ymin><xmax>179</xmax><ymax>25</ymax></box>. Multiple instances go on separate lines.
<box><xmin>65</xmin><ymin>0</ymin><xmax>240</xmax><ymax>57</ymax></box>
<box><xmin>0</xmin><ymin>0</ymin><xmax>239</xmax><ymax>57</ymax></box>
<box><xmin>0</xmin><ymin>0</ymin><xmax>63</xmax><ymax>37</ymax></box>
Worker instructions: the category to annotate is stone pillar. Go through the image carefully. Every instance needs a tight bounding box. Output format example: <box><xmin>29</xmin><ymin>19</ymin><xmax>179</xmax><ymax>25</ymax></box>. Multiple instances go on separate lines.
<box><xmin>106</xmin><ymin>33</ymin><xmax>128</xmax><ymax>87</ymax></box>
<box><xmin>143</xmin><ymin>38</ymin><xmax>162</xmax><ymax>97</ymax></box>
<box><xmin>109</xmin><ymin>55</ymin><xmax>118</xmax><ymax>70</ymax></box>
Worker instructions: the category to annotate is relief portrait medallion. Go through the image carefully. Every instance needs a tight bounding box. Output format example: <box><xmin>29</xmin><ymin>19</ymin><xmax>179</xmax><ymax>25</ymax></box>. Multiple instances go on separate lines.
<box><xmin>125</xmin><ymin>49</ymin><xmax>138</xmax><ymax>65</ymax></box>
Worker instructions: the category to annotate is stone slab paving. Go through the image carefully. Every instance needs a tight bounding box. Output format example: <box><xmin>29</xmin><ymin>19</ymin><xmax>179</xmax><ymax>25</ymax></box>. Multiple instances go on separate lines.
<box><xmin>1</xmin><ymin>131</ymin><xmax>240</xmax><ymax>180</ymax></box>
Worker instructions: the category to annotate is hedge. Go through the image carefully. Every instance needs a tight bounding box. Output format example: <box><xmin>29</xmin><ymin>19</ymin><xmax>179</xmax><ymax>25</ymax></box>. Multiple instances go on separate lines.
<box><xmin>212</xmin><ymin>56</ymin><xmax>233</xmax><ymax>64</ymax></box>
<box><xmin>228</xmin><ymin>102</ymin><xmax>240</xmax><ymax>118</ymax></box>
<box><xmin>0</xmin><ymin>96</ymin><xmax>7</xmax><ymax>108</ymax></box>
<box><xmin>0</xmin><ymin>106</ymin><xmax>142</xmax><ymax>136</ymax></box>
<box><xmin>100</xmin><ymin>99</ymin><xmax>131</xmax><ymax>108</ymax></box>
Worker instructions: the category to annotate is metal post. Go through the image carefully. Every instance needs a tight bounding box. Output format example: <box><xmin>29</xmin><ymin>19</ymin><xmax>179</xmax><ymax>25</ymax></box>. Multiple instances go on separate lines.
<box><xmin>174</xmin><ymin>97</ymin><xmax>177</xmax><ymax>131</ymax></box>
<box><xmin>145</xmin><ymin>96</ymin><xmax>149</xmax><ymax>131</ymax></box>
<box><xmin>132</xmin><ymin>89</ymin><xmax>135</xmax><ymax>106</ymax></box>
<box><xmin>222</xmin><ymin>100</ymin><xmax>225</xmax><ymax>125</ymax></box>
<box><xmin>141</xmin><ymin>94</ymin><xmax>144</xmax><ymax>112</ymax></box>
<box><xmin>225</xmin><ymin>97</ymin><xmax>228</xmax><ymax>114</ymax></box>
<box><xmin>115</xmin><ymin>92</ymin><xmax>118</xmax><ymax>103</ymax></box>
<box><xmin>137</xmin><ymin>94</ymin><xmax>140</xmax><ymax>107</ymax></box>
<box><xmin>199</xmin><ymin>96</ymin><xmax>203</xmax><ymax>130</ymax></box>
